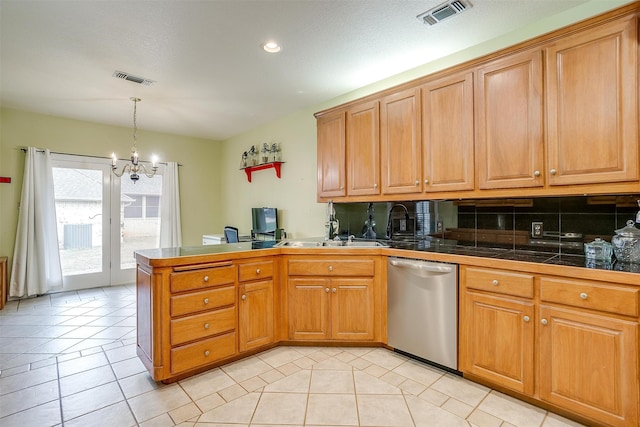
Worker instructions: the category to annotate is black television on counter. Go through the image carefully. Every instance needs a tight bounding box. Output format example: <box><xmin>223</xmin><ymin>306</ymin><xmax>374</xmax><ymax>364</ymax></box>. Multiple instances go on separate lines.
<box><xmin>251</xmin><ymin>207</ymin><xmax>278</xmax><ymax>236</ymax></box>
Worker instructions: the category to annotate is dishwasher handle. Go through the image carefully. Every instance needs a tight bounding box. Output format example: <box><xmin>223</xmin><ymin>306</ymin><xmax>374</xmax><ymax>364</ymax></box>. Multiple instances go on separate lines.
<box><xmin>389</xmin><ymin>258</ymin><xmax>454</xmax><ymax>274</ymax></box>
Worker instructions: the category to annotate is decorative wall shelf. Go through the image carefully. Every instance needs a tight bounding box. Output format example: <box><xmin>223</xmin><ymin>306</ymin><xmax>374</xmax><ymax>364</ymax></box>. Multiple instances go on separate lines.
<box><xmin>241</xmin><ymin>162</ymin><xmax>284</xmax><ymax>183</ymax></box>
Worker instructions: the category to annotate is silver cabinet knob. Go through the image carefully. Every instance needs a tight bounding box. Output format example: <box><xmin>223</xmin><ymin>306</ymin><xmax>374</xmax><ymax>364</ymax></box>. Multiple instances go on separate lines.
<box><xmin>523</xmin><ymin>316</ymin><xmax>530</xmax><ymax>322</ymax></box>
<box><xmin>204</xmin><ymin>323</ymin><xmax>210</xmax><ymax>329</ymax></box>
<box><xmin>580</xmin><ymin>292</ymin><xmax>588</xmax><ymax>300</ymax></box>
<box><xmin>534</xmin><ymin>170</ymin><xmax>540</xmax><ymax>177</ymax></box>
<box><xmin>550</xmin><ymin>169</ymin><xmax>557</xmax><ymax>175</ymax></box>
<box><xmin>256</xmin><ymin>268</ymin><xmax>261</xmax><ymax>274</ymax></box>
<box><xmin>204</xmin><ymin>350</ymin><xmax>210</xmax><ymax>357</ymax></box>
<box><xmin>492</xmin><ymin>279</ymin><xmax>499</xmax><ymax>286</ymax></box>
<box><xmin>541</xmin><ymin>319</ymin><xmax>548</xmax><ymax>325</ymax></box>
<box><xmin>340</xmin><ymin>186</ymin><xmax>344</xmax><ymax>190</ymax></box>
<box><xmin>332</xmin><ymin>288</ymin><xmax>337</xmax><ymax>293</ymax></box>
<box><xmin>373</xmin><ymin>183</ymin><xmax>378</xmax><ymax>188</ymax></box>
<box><xmin>203</xmin><ymin>276</ymin><xmax>209</xmax><ymax>282</ymax></box>
<box><xmin>241</xmin><ymin>294</ymin><xmax>247</xmax><ymax>301</ymax></box>
<box><xmin>328</xmin><ymin>266</ymin><xmax>333</xmax><ymax>272</ymax></box>
<box><xmin>424</xmin><ymin>179</ymin><xmax>429</xmax><ymax>184</ymax></box>
<box><xmin>203</xmin><ymin>298</ymin><xmax>209</xmax><ymax>304</ymax></box>
<box><xmin>415</xmin><ymin>180</ymin><xmax>420</xmax><ymax>186</ymax></box>
<box><xmin>325</xmin><ymin>287</ymin><xmax>330</xmax><ymax>293</ymax></box>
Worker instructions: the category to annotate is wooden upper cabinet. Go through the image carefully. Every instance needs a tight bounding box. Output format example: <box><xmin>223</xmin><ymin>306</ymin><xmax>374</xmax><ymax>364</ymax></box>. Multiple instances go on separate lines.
<box><xmin>475</xmin><ymin>49</ymin><xmax>544</xmax><ymax>190</ymax></box>
<box><xmin>317</xmin><ymin>111</ymin><xmax>346</xmax><ymax>198</ymax></box>
<box><xmin>380</xmin><ymin>87</ymin><xmax>422</xmax><ymax>194</ymax></box>
<box><xmin>545</xmin><ymin>16</ymin><xmax>638</xmax><ymax>186</ymax></box>
<box><xmin>347</xmin><ymin>101</ymin><xmax>380</xmax><ymax>196</ymax></box>
<box><xmin>421</xmin><ymin>71</ymin><xmax>475</xmax><ymax>192</ymax></box>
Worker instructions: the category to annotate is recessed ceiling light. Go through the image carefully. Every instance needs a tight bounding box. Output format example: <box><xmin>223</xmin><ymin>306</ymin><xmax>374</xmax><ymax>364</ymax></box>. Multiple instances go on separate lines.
<box><xmin>262</xmin><ymin>41</ymin><xmax>281</xmax><ymax>53</ymax></box>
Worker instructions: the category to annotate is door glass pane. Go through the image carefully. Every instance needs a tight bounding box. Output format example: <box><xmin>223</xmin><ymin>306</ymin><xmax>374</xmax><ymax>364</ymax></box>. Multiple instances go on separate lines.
<box><xmin>120</xmin><ymin>174</ymin><xmax>163</xmax><ymax>269</ymax></box>
<box><xmin>53</xmin><ymin>167</ymin><xmax>103</xmax><ymax>276</ymax></box>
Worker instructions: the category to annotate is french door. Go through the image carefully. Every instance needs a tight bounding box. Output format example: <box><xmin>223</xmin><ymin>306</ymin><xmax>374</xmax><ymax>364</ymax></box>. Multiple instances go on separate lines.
<box><xmin>51</xmin><ymin>154</ymin><xmax>163</xmax><ymax>290</ymax></box>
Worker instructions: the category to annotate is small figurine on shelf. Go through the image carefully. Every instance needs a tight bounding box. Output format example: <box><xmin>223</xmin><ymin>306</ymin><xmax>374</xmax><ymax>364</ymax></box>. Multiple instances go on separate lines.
<box><xmin>261</xmin><ymin>143</ymin><xmax>270</xmax><ymax>164</ymax></box>
<box><xmin>240</xmin><ymin>151</ymin><xmax>248</xmax><ymax>168</ymax></box>
<box><xmin>249</xmin><ymin>145</ymin><xmax>258</xmax><ymax>166</ymax></box>
<box><xmin>270</xmin><ymin>143</ymin><xmax>278</xmax><ymax>162</ymax></box>
<box><xmin>274</xmin><ymin>143</ymin><xmax>282</xmax><ymax>162</ymax></box>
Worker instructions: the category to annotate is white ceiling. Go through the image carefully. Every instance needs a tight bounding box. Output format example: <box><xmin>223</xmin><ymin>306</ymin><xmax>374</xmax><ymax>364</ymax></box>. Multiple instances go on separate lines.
<box><xmin>0</xmin><ymin>0</ymin><xmax>622</xmax><ymax>141</ymax></box>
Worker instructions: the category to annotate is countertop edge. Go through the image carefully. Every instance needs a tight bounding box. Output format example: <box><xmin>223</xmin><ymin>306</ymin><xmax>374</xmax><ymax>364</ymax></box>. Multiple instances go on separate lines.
<box><xmin>135</xmin><ymin>245</ymin><xmax>640</xmax><ymax>287</ymax></box>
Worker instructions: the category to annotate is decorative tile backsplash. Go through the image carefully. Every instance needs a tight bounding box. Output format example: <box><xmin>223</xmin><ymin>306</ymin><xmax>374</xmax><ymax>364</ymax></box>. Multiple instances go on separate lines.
<box><xmin>334</xmin><ymin>195</ymin><xmax>640</xmax><ymax>255</ymax></box>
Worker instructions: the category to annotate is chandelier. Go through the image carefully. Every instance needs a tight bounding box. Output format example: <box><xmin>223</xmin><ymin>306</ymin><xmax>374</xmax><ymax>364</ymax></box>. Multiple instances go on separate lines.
<box><xmin>111</xmin><ymin>97</ymin><xmax>158</xmax><ymax>183</ymax></box>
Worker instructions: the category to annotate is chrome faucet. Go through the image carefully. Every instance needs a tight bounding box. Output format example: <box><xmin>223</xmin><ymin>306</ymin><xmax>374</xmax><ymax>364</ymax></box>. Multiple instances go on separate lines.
<box><xmin>636</xmin><ymin>200</ymin><xmax>640</xmax><ymax>223</ymax></box>
<box><xmin>325</xmin><ymin>200</ymin><xmax>339</xmax><ymax>240</ymax></box>
<box><xmin>386</xmin><ymin>203</ymin><xmax>410</xmax><ymax>240</ymax></box>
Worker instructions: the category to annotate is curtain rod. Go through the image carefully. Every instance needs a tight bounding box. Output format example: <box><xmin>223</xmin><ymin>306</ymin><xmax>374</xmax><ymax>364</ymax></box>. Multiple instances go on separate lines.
<box><xmin>19</xmin><ymin>147</ymin><xmax>183</xmax><ymax>167</ymax></box>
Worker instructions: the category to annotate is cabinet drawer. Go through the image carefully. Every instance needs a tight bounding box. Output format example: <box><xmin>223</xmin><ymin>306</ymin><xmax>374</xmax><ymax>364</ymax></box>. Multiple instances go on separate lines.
<box><xmin>464</xmin><ymin>267</ymin><xmax>534</xmax><ymax>298</ymax></box>
<box><xmin>239</xmin><ymin>260</ymin><xmax>273</xmax><ymax>282</ymax></box>
<box><xmin>540</xmin><ymin>277</ymin><xmax>639</xmax><ymax>317</ymax></box>
<box><xmin>171</xmin><ymin>332</ymin><xmax>236</xmax><ymax>374</ymax></box>
<box><xmin>170</xmin><ymin>306</ymin><xmax>236</xmax><ymax>346</ymax></box>
<box><xmin>171</xmin><ymin>286</ymin><xmax>236</xmax><ymax>317</ymax></box>
<box><xmin>288</xmin><ymin>259</ymin><xmax>375</xmax><ymax>276</ymax></box>
<box><xmin>171</xmin><ymin>264</ymin><xmax>236</xmax><ymax>292</ymax></box>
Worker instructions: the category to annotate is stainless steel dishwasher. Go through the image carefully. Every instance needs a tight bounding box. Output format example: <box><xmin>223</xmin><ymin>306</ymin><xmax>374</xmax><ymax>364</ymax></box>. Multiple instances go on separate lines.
<box><xmin>387</xmin><ymin>257</ymin><xmax>458</xmax><ymax>371</ymax></box>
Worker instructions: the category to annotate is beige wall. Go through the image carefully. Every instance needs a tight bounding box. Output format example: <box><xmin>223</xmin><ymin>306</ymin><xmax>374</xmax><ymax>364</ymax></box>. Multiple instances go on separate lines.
<box><xmin>0</xmin><ymin>108</ymin><xmax>222</xmax><ymax>266</ymax></box>
<box><xmin>218</xmin><ymin>0</ymin><xmax>632</xmax><ymax>238</ymax></box>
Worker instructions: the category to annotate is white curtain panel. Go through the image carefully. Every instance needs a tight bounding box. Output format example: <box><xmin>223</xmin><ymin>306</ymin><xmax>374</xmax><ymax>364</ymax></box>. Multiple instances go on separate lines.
<box><xmin>160</xmin><ymin>161</ymin><xmax>182</xmax><ymax>248</ymax></box>
<box><xmin>10</xmin><ymin>147</ymin><xmax>63</xmax><ymax>297</ymax></box>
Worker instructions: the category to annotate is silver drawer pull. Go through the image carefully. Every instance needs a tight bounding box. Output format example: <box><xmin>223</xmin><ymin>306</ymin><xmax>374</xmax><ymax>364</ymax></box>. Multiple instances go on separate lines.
<box><xmin>492</xmin><ymin>279</ymin><xmax>499</xmax><ymax>286</ymax></box>
<box><xmin>580</xmin><ymin>292</ymin><xmax>588</xmax><ymax>300</ymax></box>
<box><xmin>534</xmin><ymin>170</ymin><xmax>540</xmax><ymax>177</ymax></box>
<box><xmin>325</xmin><ymin>287</ymin><xmax>330</xmax><ymax>293</ymax></box>
<box><xmin>241</xmin><ymin>294</ymin><xmax>247</xmax><ymax>301</ymax></box>
<box><xmin>541</xmin><ymin>319</ymin><xmax>548</xmax><ymax>326</ymax></box>
<box><xmin>203</xmin><ymin>298</ymin><xmax>209</xmax><ymax>304</ymax></box>
<box><xmin>204</xmin><ymin>350</ymin><xmax>210</xmax><ymax>357</ymax></box>
<box><xmin>256</xmin><ymin>268</ymin><xmax>261</xmax><ymax>274</ymax></box>
<box><xmin>328</xmin><ymin>266</ymin><xmax>333</xmax><ymax>272</ymax></box>
<box><xmin>523</xmin><ymin>316</ymin><xmax>530</xmax><ymax>322</ymax></box>
<box><xmin>332</xmin><ymin>288</ymin><xmax>337</xmax><ymax>293</ymax></box>
<box><xmin>203</xmin><ymin>276</ymin><xmax>209</xmax><ymax>282</ymax></box>
<box><xmin>204</xmin><ymin>323</ymin><xmax>210</xmax><ymax>329</ymax></box>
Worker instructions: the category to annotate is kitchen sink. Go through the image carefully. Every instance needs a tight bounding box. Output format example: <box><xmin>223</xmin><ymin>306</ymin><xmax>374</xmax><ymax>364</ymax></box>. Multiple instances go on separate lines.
<box><xmin>275</xmin><ymin>239</ymin><xmax>388</xmax><ymax>248</ymax></box>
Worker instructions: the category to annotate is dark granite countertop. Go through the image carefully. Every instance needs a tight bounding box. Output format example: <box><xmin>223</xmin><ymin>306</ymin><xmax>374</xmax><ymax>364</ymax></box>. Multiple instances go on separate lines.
<box><xmin>135</xmin><ymin>238</ymin><xmax>639</xmax><ymax>274</ymax></box>
<box><xmin>383</xmin><ymin>239</ymin><xmax>640</xmax><ymax>273</ymax></box>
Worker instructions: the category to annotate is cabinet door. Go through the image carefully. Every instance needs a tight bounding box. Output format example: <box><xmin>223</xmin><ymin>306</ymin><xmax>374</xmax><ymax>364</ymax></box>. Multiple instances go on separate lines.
<box><xmin>239</xmin><ymin>280</ymin><xmax>274</xmax><ymax>352</ymax></box>
<box><xmin>460</xmin><ymin>292</ymin><xmax>534</xmax><ymax>394</ymax></box>
<box><xmin>422</xmin><ymin>71</ymin><xmax>474</xmax><ymax>192</ymax></box>
<box><xmin>380</xmin><ymin>87</ymin><xmax>422</xmax><ymax>194</ymax></box>
<box><xmin>317</xmin><ymin>111</ymin><xmax>346</xmax><ymax>198</ymax></box>
<box><xmin>288</xmin><ymin>278</ymin><xmax>330</xmax><ymax>340</ymax></box>
<box><xmin>475</xmin><ymin>49</ymin><xmax>544</xmax><ymax>189</ymax></box>
<box><xmin>330</xmin><ymin>278</ymin><xmax>374</xmax><ymax>340</ymax></box>
<box><xmin>539</xmin><ymin>305</ymin><xmax>639</xmax><ymax>427</ymax></box>
<box><xmin>347</xmin><ymin>100</ymin><xmax>380</xmax><ymax>196</ymax></box>
<box><xmin>546</xmin><ymin>17</ymin><xmax>638</xmax><ymax>186</ymax></box>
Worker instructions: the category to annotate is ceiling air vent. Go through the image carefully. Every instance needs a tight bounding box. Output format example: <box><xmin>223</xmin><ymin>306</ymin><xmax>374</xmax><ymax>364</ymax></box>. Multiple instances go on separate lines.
<box><xmin>112</xmin><ymin>70</ymin><xmax>156</xmax><ymax>86</ymax></box>
<box><xmin>417</xmin><ymin>0</ymin><xmax>471</xmax><ymax>26</ymax></box>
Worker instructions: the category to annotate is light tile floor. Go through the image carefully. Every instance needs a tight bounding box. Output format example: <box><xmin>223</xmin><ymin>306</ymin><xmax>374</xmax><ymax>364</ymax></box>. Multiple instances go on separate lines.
<box><xmin>0</xmin><ymin>284</ymin><xmax>586</xmax><ymax>427</ymax></box>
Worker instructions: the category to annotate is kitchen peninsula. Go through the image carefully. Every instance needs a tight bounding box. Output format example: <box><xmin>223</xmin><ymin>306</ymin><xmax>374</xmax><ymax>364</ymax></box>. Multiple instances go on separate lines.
<box><xmin>135</xmin><ymin>238</ymin><xmax>640</xmax><ymax>427</ymax></box>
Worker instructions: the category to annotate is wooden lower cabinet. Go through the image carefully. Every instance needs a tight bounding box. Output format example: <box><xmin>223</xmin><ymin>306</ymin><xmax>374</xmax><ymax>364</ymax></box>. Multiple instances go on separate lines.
<box><xmin>286</xmin><ymin>255</ymin><xmax>380</xmax><ymax>342</ymax></box>
<box><xmin>460</xmin><ymin>265</ymin><xmax>640</xmax><ymax>426</ymax></box>
<box><xmin>288</xmin><ymin>277</ymin><xmax>331</xmax><ymax>340</ymax></box>
<box><xmin>460</xmin><ymin>291</ymin><xmax>534</xmax><ymax>394</ymax></box>
<box><xmin>539</xmin><ymin>305</ymin><xmax>639</xmax><ymax>427</ymax></box>
<box><xmin>287</xmin><ymin>277</ymin><xmax>375</xmax><ymax>341</ymax></box>
<box><xmin>239</xmin><ymin>279</ymin><xmax>274</xmax><ymax>352</ymax></box>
